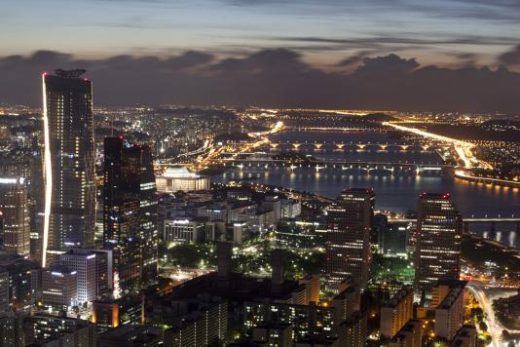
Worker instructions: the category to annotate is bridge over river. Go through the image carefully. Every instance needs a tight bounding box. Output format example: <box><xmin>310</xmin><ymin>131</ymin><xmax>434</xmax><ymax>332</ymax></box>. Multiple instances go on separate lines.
<box><xmin>216</xmin><ymin>156</ymin><xmax>449</xmax><ymax>174</ymax></box>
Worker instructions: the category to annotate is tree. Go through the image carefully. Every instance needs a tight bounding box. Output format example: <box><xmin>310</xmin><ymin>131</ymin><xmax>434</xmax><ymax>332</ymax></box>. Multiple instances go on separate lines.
<box><xmin>479</xmin><ymin>321</ymin><xmax>488</xmax><ymax>332</ymax></box>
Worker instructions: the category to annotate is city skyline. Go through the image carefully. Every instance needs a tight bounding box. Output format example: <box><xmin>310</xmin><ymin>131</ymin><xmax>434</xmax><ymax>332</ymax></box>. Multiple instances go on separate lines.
<box><xmin>1</xmin><ymin>2</ymin><xmax>519</xmax><ymax>346</ymax></box>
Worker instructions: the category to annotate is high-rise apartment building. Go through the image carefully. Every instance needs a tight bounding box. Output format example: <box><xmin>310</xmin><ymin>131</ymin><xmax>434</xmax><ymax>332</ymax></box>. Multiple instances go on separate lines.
<box><xmin>0</xmin><ymin>268</ymin><xmax>9</xmax><ymax>313</ymax></box>
<box><xmin>0</xmin><ymin>178</ymin><xmax>30</xmax><ymax>257</ymax></box>
<box><xmin>388</xmin><ymin>320</ymin><xmax>422</xmax><ymax>347</ymax></box>
<box><xmin>434</xmin><ymin>281</ymin><xmax>466</xmax><ymax>340</ymax></box>
<box><xmin>41</xmin><ymin>69</ymin><xmax>96</xmax><ymax>267</ymax></box>
<box><xmin>325</xmin><ymin>188</ymin><xmax>375</xmax><ymax>293</ymax></box>
<box><xmin>380</xmin><ymin>286</ymin><xmax>414</xmax><ymax>338</ymax></box>
<box><xmin>415</xmin><ymin>193</ymin><xmax>462</xmax><ymax>297</ymax></box>
<box><xmin>103</xmin><ymin>137</ymin><xmax>158</xmax><ymax>297</ymax></box>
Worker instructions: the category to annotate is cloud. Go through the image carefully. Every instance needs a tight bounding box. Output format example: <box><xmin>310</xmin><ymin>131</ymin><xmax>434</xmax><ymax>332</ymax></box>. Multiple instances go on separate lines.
<box><xmin>354</xmin><ymin>54</ymin><xmax>419</xmax><ymax>74</ymax></box>
<box><xmin>272</xmin><ymin>35</ymin><xmax>518</xmax><ymax>47</ymax></box>
<box><xmin>1</xmin><ymin>49</ymin><xmax>520</xmax><ymax>113</ymax></box>
<box><xmin>499</xmin><ymin>45</ymin><xmax>520</xmax><ymax>67</ymax></box>
<box><xmin>223</xmin><ymin>0</ymin><xmax>520</xmax><ymax>21</ymax></box>
<box><xmin>337</xmin><ymin>51</ymin><xmax>373</xmax><ymax>67</ymax></box>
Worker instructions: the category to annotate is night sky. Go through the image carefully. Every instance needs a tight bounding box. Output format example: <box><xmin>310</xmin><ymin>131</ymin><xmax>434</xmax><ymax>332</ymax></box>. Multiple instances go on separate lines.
<box><xmin>2</xmin><ymin>0</ymin><xmax>520</xmax><ymax>111</ymax></box>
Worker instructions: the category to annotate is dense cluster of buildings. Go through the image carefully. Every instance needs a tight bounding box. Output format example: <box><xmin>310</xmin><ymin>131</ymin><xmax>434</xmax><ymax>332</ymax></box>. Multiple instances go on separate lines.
<box><xmin>0</xmin><ymin>70</ymin><xmax>484</xmax><ymax>346</ymax></box>
<box><xmin>160</xmin><ymin>184</ymin><xmax>301</xmax><ymax>246</ymax></box>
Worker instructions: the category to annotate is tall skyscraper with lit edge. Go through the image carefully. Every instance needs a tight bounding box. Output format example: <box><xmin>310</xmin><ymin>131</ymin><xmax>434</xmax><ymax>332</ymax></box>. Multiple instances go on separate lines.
<box><xmin>42</xmin><ymin>69</ymin><xmax>96</xmax><ymax>267</ymax></box>
<box><xmin>325</xmin><ymin>188</ymin><xmax>375</xmax><ymax>293</ymax></box>
<box><xmin>415</xmin><ymin>193</ymin><xmax>462</xmax><ymax>298</ymax></box>
<box><xmin>103</xmin><ymin>137</ymin><xmax>158</xmax><ymax>297</ymax></box>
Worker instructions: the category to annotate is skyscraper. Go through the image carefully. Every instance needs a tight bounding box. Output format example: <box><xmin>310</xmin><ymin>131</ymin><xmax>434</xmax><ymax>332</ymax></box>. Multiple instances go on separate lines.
<box><xmin>325</xmin><ymin>188</ymin><xmax>375</xmax><ymax>293</ymax></box>
<box><xmin>103</xmin><ymin>137</ymin><xmax>158</xmax><ymax>297</ymax></box>
<box><xmin>415</xmin><ymin>193</ymin><xmax>462</xmax><ymax>297</ymax></box>
<box><xmin>0</xmin><ymin>177</ymin><xmax>30</xmax><ymax>257</ymax></box>
<box><xmin>42</xmin><ymin>70</ymin><xmax>96</xmax><ymax>267</ymax></box>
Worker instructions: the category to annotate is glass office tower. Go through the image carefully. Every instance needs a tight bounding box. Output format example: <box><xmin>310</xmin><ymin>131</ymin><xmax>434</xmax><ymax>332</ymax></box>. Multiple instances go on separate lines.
<box><xmin>325</xmin><ymin>188</ymin><xmax>375</xmax><ymax>293</ymax></box>
<box><xmin>415</xmin><ymin>193</ymin><xmax>462</xmax><ymax>297</ymax></box>
<box><xmin>103</xmin><ymin>137</ymin><xmax>158</xmax><ymax>297</ymax></box>
<box><xmin>42</xmin><ymin>69</ymin><xmax>96</xmax><ymax>267</ymax></box>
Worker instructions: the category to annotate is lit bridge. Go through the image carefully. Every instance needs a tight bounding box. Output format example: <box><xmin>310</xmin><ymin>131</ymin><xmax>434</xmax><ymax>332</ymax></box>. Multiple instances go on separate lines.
<box><xmin>217</xmin><ymin>157</ymin><xmax>448</xmax><ymax>174</ymax></box>
<box><xmin>283</xmin><ymin>126</ymin><xmax>390</xmax><ymax>133</ymax></box>
<box><xmin>265</xmin><ymin>141</ymin><xmax>438</xmax><ymax>152</ymax></box>
<box><xmin>388</xmin><ymin>217</ymin><xmax>520</xmax><ymax>234</ymax></box>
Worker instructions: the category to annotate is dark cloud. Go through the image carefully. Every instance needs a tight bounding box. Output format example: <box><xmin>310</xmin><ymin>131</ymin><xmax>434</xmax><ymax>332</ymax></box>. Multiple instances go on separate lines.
<box><xmin>337</xmin><ymin>51</ymin><xmax>373</xmax><ymax>67</ymax></box>
<box><xmin>499</xmin><ymin>45</ymin><xmax>520</xmax><ymax>66</ymax></box>
<box><xmin>354</xmin><ymin>54</ymin><xmax>419</xmax><ymax>74</ymax></box>
<box><xmin>1</xmin><ymin>49</ymin><xmax>520</xmax><ymax>113</ymax></box>
<box><xmin>210</xmin><ymin>49</ymin><xmax>309</xmax><ymax>72</ymax></box>
<box><xmin>450</xmin><ymin>52</ymin><xmax>478</xmax><ymax>67</ymax></box>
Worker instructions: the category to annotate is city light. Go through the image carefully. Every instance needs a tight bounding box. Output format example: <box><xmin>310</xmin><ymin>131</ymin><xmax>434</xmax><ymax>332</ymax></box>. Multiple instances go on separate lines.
<box><xmin>1</xmin><ymin>3</ymin><xmax>519</xmax><ymax>345</ymax></box>
<box><xmin>41</xmin><ymin>73</ymin><xmax>52</xmax><ymax>268</ymax></box>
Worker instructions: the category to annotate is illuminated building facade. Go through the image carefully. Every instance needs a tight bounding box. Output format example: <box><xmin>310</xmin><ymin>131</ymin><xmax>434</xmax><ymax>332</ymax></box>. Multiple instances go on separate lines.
<box><xmin>434</xmin><ymin>281</ymin><xmax>466</xmax><ymax>340</ymax></box>
<box><xmin>415</xmin><ymin>193</ymin><xmax>462</xmax><ymax>297</ymax></box>
<box><xmin>41</xmin><ymin>265</ymin><xmax>78</xmax><ymax>307</ymax></box>
<box><xmin>156</xmin><ymin>165</ymin><xmax>210</xmax><ymax>192</ymax></box>
<box><xmin>0</xmin><ymin>268</ymin><xmax>9</xmax><ymax>312</ymax></box>
<box><xmin>163</xmin><ymin>219</ymin><xmax>206</xmax><ymax>243</ymax></box>
<box><xmin>30</xmin><ymin>315</ymin><xmax>95</xmax><ymax>346</ymax></box>
<box><xmin>59</xmin><ymin>249</ymin><xmax>98</xmax><ymax>303</ymax></box>
<box><xmin>103</xmin><ymin>137</ymin><xmax>158</xmax><ymax>296</ymax></box>
<box><xmin>42</xmin><ymin>70</ymin><xmax>96</xmax><ymax>267</ymax></box>
<box><xmin>325</xmin><ymin>188</ymin><xmax>375</xmax><ymax>293</ymax></box>
<box><xmin>0</xmin><ymin>177</ymin><xmax>30</xmax><ymax>257</ymax></box>
<box><xmin>166</xmin><ymin>300</ymin><xmax>228</xmax><ymax>347</ymax></box>
<box><xmin>92</xmin><ymin>295</ymin><xmax>144</xmax><ymax>332</ymax></box>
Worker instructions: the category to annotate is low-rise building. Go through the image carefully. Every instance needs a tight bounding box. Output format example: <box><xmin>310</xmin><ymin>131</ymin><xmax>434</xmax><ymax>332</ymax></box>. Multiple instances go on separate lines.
<box><xmin>156</xmin><ymin>166</ymin><xmax>210</xmax><ymax>193</ymax></box>
<box><xmin>163</xmin><ymin>219</ymin><xmax>206</xmax><ymax>243</ymax></box>
<box><xmin>59</xmin><ymin>249</ymin><xmax>98</xmax><ymax>304</ymax></box>
<box><xmin>252</xmin><ymin>323</ymin><xmax>292</xmax><ymax>347</ymax></box>
<box><xmin>98</xmin><ymin>325</ymin><xmax>163</xmax><ymax>347</ymax></box>
<box><xmin>41</xmin><ymin>265</ymin><xmax>78</xmax><ymax>307</ymax></box>
<box><xmin>28</xmin><ymin>315</ymin><xmax>96</xmax><ymax>347</ymax></box>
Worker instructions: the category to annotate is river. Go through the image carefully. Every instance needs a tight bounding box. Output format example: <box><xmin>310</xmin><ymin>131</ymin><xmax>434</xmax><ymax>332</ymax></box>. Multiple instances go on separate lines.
<box><xmin>216</xmin><ymin>130</ymin><xmax>520</xmax><ymax>247</ymax></box>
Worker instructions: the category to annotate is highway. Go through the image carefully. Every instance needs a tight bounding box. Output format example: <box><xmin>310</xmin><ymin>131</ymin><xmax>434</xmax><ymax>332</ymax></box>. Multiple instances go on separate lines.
<box><xmin>159</xmin><ymin>139</ymin><xmax>212</xmax><ymax>164</ymax></box>
<box><xmin>466</xmin><ymin>282</ymin><xmax>519</xmax><ymax>347</ymax></box>
<box><xmin>382</xmin><ymin>121</ymin><xmax>492</xmax><ymax>170</ymax></box>
<box><xmin>388</xmin><ymin>217</ymin><xmax>520</xmax><ymax>223</ymax></box>
<box><xmin>455</xmin><ymin>169</ymin><xmax>520</xmax><ymax>188</ymax></box>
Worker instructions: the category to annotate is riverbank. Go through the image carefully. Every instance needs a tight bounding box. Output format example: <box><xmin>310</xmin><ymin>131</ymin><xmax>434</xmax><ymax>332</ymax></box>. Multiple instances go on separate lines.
<box><xmin>455</xmin><ymin>169</ymin><xmax>520</xmax><ymax>189</ymax></box>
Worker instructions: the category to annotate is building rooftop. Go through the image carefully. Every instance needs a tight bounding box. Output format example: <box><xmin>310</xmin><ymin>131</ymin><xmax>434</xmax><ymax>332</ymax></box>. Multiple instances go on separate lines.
<box><xmin>438</xmin><ymin>287</ymin><xmax>464</xmax><ymax>310</ymax></box>
<box><xmin>98</xmin><ymin>324</ymin><xmax>162</xmax><ymax>342</ymax></box>
<box><xmin>161</xmin><ymin>165</ymin><xmax>202</xmax><ymax>179</ymax></box>
<box><xmin>382</xmin><ymin>285</ymin><xmax>413</xmax><ymax>308</ymax></box>
<box><xmin>166</xmin><ymin>271</ymin><xmax>302</xmax><ymax>303</ymax></box>
<box><xmin>419</xmin><ymin>192</ymin><xmax>451</xmax><ymax>200</ymax></box>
